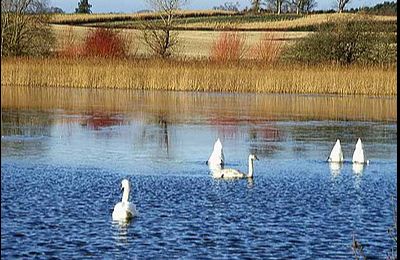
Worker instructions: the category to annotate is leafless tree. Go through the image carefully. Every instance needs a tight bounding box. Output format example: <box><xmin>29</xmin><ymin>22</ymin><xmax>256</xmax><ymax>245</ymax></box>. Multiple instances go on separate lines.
<box><xmin>336</xmin><ymin>0</ymin><xmax>351</xmax><ymax>13</ymax></box>
<box><xmin>291</xmin><ymin>0</ymin><xmax>317</xmax><ymax>14</ymax></box>
<box><xmin>1</xmin><ymin>0</ymin><xmax>55</xmax><ymax>57</ymax></box>
<box><xmin>303</xmin><ymin>0</ymin><xmax>317</xmax><ymax>13</ymax></box>
<box><xmin>250</xmin><ymin>0</ymin><xmax>263</xmax><ymax>13</ymax></box>
<box><xmin>141</xmin><ymin>0</ymin><xmax>188</xmax><ymax>58</ymax></box>
<box><xmin>266</xmin><ymin>0</ymin><xmax>285</xmax><ymax>14</ymax></box>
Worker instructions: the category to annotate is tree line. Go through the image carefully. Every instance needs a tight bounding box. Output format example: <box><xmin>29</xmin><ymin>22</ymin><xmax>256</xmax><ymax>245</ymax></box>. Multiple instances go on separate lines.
<box><xmin>214</xmin><ymin>0</ymin><xmax>397</xmax><ymax>15</ymax></box>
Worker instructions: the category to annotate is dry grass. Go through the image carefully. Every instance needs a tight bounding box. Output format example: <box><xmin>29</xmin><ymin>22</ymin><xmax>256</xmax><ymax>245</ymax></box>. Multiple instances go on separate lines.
<box><xmin>1</xmin><ymin>57</ymin><xmax>396</xmax><ymax>96</ymax></box>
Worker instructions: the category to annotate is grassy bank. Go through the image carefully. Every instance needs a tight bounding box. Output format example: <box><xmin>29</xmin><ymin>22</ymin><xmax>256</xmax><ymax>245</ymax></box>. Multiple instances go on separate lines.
<box><xmin>1</xmin><ymin>57</ymin><xmax>396</xmax><ymax>96</ymax></box>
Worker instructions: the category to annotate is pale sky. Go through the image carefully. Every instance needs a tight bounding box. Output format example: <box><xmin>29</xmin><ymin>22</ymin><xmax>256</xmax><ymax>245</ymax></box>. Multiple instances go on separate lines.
<box><xmin>50</xmin><ymin>0</ymin><xmax>389</xmax><ymax>13</ymax></box>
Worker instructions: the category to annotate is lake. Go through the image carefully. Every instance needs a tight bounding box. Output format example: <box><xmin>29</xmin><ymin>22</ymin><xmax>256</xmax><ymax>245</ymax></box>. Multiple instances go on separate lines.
<box><xmin>1</xmin><ymin>87</ymin><xmax>397</xmax><ymax>259</ymax></box>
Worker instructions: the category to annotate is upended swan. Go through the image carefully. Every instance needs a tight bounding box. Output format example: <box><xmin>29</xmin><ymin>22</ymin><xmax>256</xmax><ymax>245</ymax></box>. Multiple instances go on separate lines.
<box><xmin>352</xmin><ymin>138</ymin><xmax>369</xmax><ymax>164</ymax></box>
<box><xmin>207</xmin><ymin>138</ymin><xmax>225</xmax><ymax>170</ymax></box>
<box><xmin>212</xmin><ymin>154</ymin><xmax>258</xmax><ymax>179</ymax></box>
<box><xmin>327</xmin><ymin>139</ymin><xmax>344</xmax><ymax>163</ymax></box>
<box><xmin>112</xmin><ymin>179</ymin><xmax>137</xmax><ymax>221</ymax></box>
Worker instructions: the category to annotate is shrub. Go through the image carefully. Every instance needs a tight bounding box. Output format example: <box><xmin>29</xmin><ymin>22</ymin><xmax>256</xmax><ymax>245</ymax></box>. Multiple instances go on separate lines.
<box><xmin>210</xmin><ymin>32</ymin><xmax>247</xmax><ymax>62</ymax></box>
<box><xmin>251</xmin><ymin>33</ymin><xmax>285</xmax><ymax>64</ymax></box>
<box><xmin>57</xmin><ymin>27</ymin><xmax>84</xmax><ymax>58</ymax></box>
<box><xmin>82</xmin><ymin>28</ymin><xmax>127</xmax><ymax>58</ymax></box>
<box><xmin>282</xmin><ymin>16</ymin><xmax>397</xmax><ymax>65</ymax></box>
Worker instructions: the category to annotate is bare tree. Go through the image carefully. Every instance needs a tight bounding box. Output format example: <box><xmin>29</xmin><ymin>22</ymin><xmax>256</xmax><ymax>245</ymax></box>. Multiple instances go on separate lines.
<box><xmin>303</xmin><ymin>0</ymin><xmax>317</xmax><ymax>13</ymax></box>
<box><xmin>250</xmin><ymin>0</ymin><xmax>263</xmax><ymax>13</ymax></box>
<box><xmin>141</xmin><ymin>0</ymin><xmax>188</xmax><ymax>58</ymax></box>
<box><xmin>336</xmin><ymin>0</ymin><xmax>350</xmax><ymax>13</ymax></box>
<box><xmin>292</xmin><ymin>0</ymin><xmax>317</xmax><ymax>14</ymax></box>
<box><xmin>266</xmin><ymin>0</ymin><xmax>285</xmax><ymax>14</ymax></box>
<box><xmin>1</xmin><ymin>0</ymin><xmax>55</xmax><ymax>57</ymax></box>
<box><xmin>213</xmin><ymin>1</ymin><xmax>240</xmax><ymax>12</ymax></box>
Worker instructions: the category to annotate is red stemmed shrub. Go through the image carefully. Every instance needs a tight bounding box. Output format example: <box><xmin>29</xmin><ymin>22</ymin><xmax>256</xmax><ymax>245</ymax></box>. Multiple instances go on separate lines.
<box><xmin>210</xmin><ymin>32</ymin><xmax>246</xmax><ymax>63</ymax></box>
<box><xmin>83</xmin><ymin>28</ymin><xmax>127</xmax><ymax>58</ymax></box>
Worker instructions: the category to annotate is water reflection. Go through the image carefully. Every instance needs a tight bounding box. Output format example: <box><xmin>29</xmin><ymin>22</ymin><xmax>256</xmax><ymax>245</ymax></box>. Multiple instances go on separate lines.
<box><xmin>1</xmin><ymin>86</ymin><xmax>396</xmax><ymax>122</ymax></box>
<box><xmin>329</xmin><ymin>162</ymin><xmax>343</xmax><ymax>177</ymax></box>
<box><xmin>138</xmin><ymin>113</ymin><xmax>171</xmax><ymax>157</ymax></box>
<box><xmin>112</xmin><ymin>220</ymin><xmax>132</xmax><ymax>245</ymax></box>
<box><xmin>83</xmin><ymin>112</ymin><xmax>124</xmax><ymax>130</ymax></box>
<box><xmin>248</xmin><ymin>125</ymin><xmax>283</xmax><ymax>157</ymax></box>
<box><xmin>246</xmin><ymin>178</ymin><xmax>255</xmax><ymax>189</ymax></box>
<box><xmin>1</xmin><ymin>87</ymin><xmax>397</xmax><ymax>259</ymax></box>
<box><xmin>352</xmin><ymin>163</ymin><xmax>365</xmax><ymax>175</ymax></box>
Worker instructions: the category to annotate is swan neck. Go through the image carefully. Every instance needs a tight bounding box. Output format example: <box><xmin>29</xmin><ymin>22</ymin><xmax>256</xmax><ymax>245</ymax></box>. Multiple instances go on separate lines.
<box><xmin>248</xmin><ymin>158</ymin><xmax>254</xmax><ymax>178</ymax></box>
<box><xmin>122</xmin><ymin>186</ymin><xmax>130</xmax><ymax>203</ymax></box>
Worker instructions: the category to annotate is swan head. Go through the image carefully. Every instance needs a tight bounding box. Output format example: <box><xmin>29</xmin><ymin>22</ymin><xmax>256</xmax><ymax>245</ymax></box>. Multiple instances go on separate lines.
<box><xmin>121</xmin><ymin>179</ymin><xmax>130</xmax><ymax>191</ymax></box>
<box><xmin>120</xmin><ymin>179</ymin><xmax>131</xmax><ymax>203</ymax></box>
<box><xmin>249</xmin><ymin>154</ymin><xmax>259</xmax><ymax>161</ymax></box>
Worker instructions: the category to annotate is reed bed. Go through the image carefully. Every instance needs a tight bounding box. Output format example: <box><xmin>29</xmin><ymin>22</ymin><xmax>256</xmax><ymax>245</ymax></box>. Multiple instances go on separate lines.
<box><xmin>1</xmin><ymin>57</ymin><xmax>396</xmax><ymax>96</ymax></box>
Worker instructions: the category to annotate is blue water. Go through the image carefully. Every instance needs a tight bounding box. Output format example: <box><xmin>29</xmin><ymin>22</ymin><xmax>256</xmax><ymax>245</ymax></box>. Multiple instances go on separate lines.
<box><xmin>1</xmin><ymin>90</ymin><xmax>397</xmax><ymax>259</ymax></box>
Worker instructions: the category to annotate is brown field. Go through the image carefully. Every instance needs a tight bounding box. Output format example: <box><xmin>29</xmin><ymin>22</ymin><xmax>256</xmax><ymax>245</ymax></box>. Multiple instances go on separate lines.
<box><xmin>50</xmin><ymin>10</ymin><xmax>236</xmax><ymax>24</ymax></box>
<box><xmin>52</xmin><ymin>24</ymin><xmax>308</xmax><ymax>59</ymax></box>
<box><xmin>174</xmin><ymin>13</ymin><xmax>397</xmax><ymax>30</ymax></box>
<box><xmin>51</xmin><ymin>12</ymin><xmax>396</xmax><ymax>31</ymax></box>
<box><xmin>1</xmin><ymin>57</ymin><xmax>396</xmax><ymax>96</ymax></box>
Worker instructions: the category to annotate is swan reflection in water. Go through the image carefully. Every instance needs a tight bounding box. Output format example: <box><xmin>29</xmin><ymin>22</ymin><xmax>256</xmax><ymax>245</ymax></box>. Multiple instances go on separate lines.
<box><xmin>112</xmin><ymin>219</ymin><xmax>133</xmax><ymax>245</ymax></box>
<box><xmin>352</xmin><ymin>164</ymin><xmax>365</xmax><ymax>190</ymax></box>
<box><xmin>352</xmin><ymin>163</ymin><xmax>365</xmax><ymax>175</ymax></box>
<box><xmin>246</xmin><ymin>178</ymin><xmax>255</xmax><ymax>189</ymax></box>
<box><xmin>329</xmin><ymin>162</ymin><xmax>343</xmax><ymax>177</ymax></box>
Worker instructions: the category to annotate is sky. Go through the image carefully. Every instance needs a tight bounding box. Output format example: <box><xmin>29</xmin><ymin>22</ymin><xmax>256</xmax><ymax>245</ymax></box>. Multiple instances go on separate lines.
<box><xmin>50</xmin><ymin>0</ymin><xmax>389</xmax><ymax>13</ymax></box>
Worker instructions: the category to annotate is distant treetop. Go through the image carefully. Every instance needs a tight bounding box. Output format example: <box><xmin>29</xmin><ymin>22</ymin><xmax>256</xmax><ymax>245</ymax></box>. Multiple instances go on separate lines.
<box><xmin>75</xmin><ymin>0</ymin><xmax>92</xmax><ymax>14</ymax></box>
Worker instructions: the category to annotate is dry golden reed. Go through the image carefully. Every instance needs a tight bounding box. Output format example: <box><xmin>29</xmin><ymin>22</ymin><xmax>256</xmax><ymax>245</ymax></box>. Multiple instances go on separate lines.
<box><xmin>1</xmin><ymin>57</ymin><xmax>396</xmax><ymax>96</ymax></box>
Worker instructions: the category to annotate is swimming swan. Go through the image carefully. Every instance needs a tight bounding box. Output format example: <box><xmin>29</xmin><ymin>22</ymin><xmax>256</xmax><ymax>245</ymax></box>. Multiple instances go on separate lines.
<box><xmin>352</xmin><ymin>138</ymin><xmax>369</xmax><ymax>164</ymax></box>
<box><xmin>212</xmin><ymin>154</ymin><xmax>258</xmax><ymax>179</ymax></box>
<box><xmin>207</xmin><ymin>138</ymin><xmax>225</xmax><ymax>169</ymax></box>
<box><xmin>327</xmin><ymin>139</ymin><xmax>343</xmax><ymax>163</ymax></box>
<box><xmin>112</xmin><ymin>179</ymin><xmax>137</xmax><ymax>221</ymax></box>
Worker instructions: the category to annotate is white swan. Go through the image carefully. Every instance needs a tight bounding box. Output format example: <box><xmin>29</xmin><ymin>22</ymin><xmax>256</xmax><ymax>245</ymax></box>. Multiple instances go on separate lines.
<box><xmin>112</xmin><ymin>179</ymin><xmax>137</xmax><ymax>221</ymax></box>
<box><xmin>207</xmin><ymin>138</ymin><xmax>225</xmax><ymax>170</ymax></box>
<box><xmin>327</xmin><ymin>139</ymin><xmax>343</xmax><ymax>163</ymax></box>
<box><xmin>352</xmin><ymin>138</ymin><xmax>369</xmax><ymax>164</ymax></box>
<box><xmin>212</xmin><ymin>154</ymin><xmax>258</xmax><ymax>179</ymax></box>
